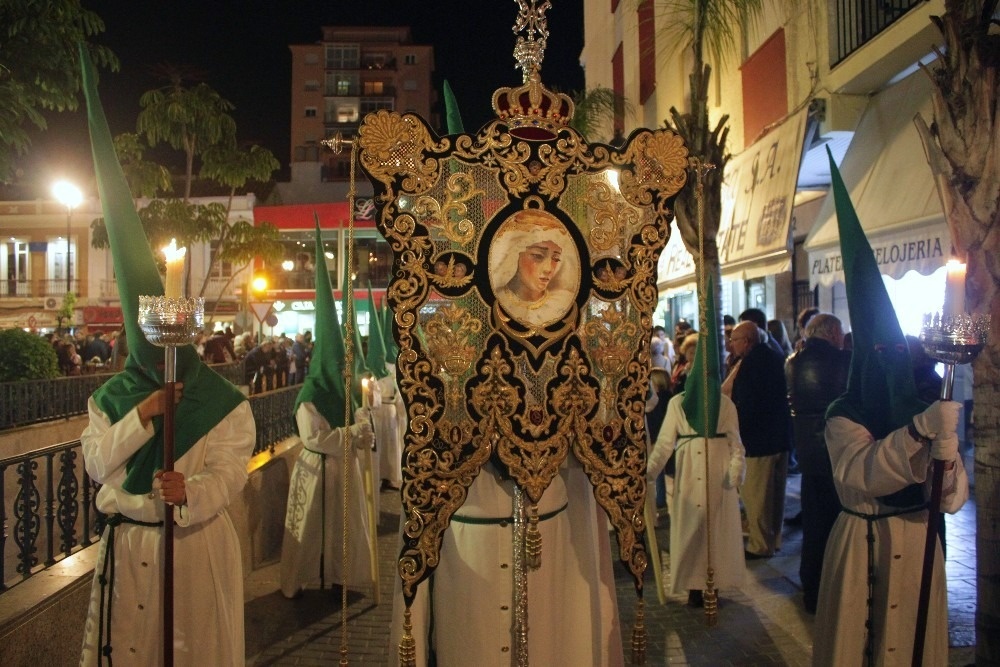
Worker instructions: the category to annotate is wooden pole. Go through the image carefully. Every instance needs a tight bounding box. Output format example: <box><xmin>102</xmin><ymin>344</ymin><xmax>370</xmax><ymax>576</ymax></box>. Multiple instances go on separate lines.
<box><xmin>162</xmin><ymin>345</ymin><xmax>176</xmax><ymax>667</ymax></box>
<box><xmin>911</xmin><ymin>363</ymin><xmax>954</xmax><ymax>666</ymax></box>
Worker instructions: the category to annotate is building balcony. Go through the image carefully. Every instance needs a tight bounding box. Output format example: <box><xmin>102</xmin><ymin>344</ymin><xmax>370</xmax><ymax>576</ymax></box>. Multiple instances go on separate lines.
<box><xmin>0</xmin><ymin>279</ymin><xmax>79</xmax><ymax>299</ymax></box>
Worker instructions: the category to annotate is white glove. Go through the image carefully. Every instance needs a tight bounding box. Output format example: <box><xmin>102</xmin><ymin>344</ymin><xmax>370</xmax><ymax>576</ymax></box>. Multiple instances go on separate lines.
<box><xmin>355</xmin><ymin>407</ymin><xmax>372</xmax><ymax>425</ymax></box>
<box><xmin>931</xmin><ymin>434</ymin><xmax>959</xmax><ymax>462</ymax></box>
<box><xmin>353</xmin><ymin>421</ymin><xmax>374</xmax><ymax>450</ymax></box>
<box><xmin>912</xmin><ymin>400</ymin><xmax>960</xmax><ymax>440</ymax></box>
<box><xmin>723</xmin><ymin>459</ymin><xmax>745</xmax><ymax>489</ymax></box>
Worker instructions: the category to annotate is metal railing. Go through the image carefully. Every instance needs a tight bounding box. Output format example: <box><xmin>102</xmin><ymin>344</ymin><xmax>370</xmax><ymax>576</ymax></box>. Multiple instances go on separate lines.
<box><xmin>0</xmin><ymin>382</ymin><xmax>298</xmax><ymax>593</ymax></box>
<box><xmin>0</xmin><ymin>440</ymin><xmax>103</xmax><ymax>591</ymax></box>
<box><xmin>832</xmin><ymin>0</ymin><xmax>923</xmax><ymax>66</ymax></box>
<box><xmin>0</xmin><ymin>362</ymin><xmax>245</xmax><ymax>431</ymax></box>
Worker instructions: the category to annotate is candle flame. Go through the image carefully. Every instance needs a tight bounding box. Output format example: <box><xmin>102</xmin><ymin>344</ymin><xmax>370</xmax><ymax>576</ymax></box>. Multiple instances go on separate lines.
<box><xmin>162</xmin><ymin>238</ymin><xmax>186</xmax><ymax>262</ymax></box>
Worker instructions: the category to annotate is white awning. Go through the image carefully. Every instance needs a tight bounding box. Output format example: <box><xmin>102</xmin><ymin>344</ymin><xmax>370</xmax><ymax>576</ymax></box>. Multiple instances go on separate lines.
<box><xmin>805</xmin><ymin>71</ymin><xmax>948</xmax><ymax>288</ymax></box>
<box><xmin>657</xmin><ymin>107</ymin><xmax>808</xmax><ymax>291</ymax></box>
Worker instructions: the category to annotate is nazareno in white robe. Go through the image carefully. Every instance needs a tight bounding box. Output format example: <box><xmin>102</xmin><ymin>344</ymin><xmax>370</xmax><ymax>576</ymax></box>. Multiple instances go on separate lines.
<box><xmin>79</xmin><ymin>398</ymin><xmax>255</xmax><ymax>666</ymax></box>
<box><xmin>372</xmin><ymin>369</ymin><xmax>405</xmax><ymax>488</ymax></box>
<box><xmin>389</xmin><ymin>457</ymin><xmax>624</xmax><ymax>667</ymax></box>
<box><xmin>280</xmin><ymin>402</ymin><xmax>375</xmax><ymax>596</ymax></box>
<box><xmin>647</xmin><ymin>393</ymin><xmax>746</xmax><ymax>595</ymax></box>
<box><xmin>813</xmin><ymin>416</ymin><xmax>968</xmax><ymax>667</ymax></box>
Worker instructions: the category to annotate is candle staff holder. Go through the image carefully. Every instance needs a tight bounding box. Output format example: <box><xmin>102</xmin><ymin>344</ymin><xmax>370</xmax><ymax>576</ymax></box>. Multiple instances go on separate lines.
<box><xmin>138</xmin><ymin>295</ymin><xmax>205</xmax><ymax>667</ymax></box>
<box><xmin>912</xmin><ymin>312</ymin><xmax>988</xmax><ymax>666</ymax></box>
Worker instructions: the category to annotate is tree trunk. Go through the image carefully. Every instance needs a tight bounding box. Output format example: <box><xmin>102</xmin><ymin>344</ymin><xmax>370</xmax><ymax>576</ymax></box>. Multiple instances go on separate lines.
<box><xmin>913</xmin><ymin>2</ymin><xmax>1000</xmax><ymax>660</ymax></box>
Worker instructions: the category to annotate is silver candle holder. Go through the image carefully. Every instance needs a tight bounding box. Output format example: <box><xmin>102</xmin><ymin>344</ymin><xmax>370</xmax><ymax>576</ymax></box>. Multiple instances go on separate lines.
<box><xmin>137</xmin><ymin>294</ymin><xmax>203</xmax><ymax>667</ymax></box>
<box><xmin>919</xmin><ymin>313</ymin><xmax>990</xmax><ymax>388</ymax></box>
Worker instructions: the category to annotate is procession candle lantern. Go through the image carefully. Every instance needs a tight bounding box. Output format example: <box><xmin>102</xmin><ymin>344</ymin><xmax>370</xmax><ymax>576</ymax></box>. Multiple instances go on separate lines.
<box><xmin>362</xmin><ymin>377</ymin><xmax>370</xmax><ymax>409</ymax></box>
<box><xmin>943</xmin><ymin>259</ymin><xmax>966</xmax><ymax>320</ymax></box>
<box><xmin>162</xmin><ymin>239</ymin><xmax>186</xmax><ymax>299</ymax></box>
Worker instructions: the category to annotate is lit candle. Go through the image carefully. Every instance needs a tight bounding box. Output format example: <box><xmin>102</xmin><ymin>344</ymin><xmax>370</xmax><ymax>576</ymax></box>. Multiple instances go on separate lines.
<box><xmin>361</xmin><ymin>377</ymin><xmax>370</xmax><ymax>409</ymax></box>
<box><xmin>162</xmin><ymin>238</ymin><xmax>186</xmax><ymax>299</ymax></box>
<box><xmin>943</xmin><ymin>259</ymin><xmax>966</xmax><ymax>320</ymax></box>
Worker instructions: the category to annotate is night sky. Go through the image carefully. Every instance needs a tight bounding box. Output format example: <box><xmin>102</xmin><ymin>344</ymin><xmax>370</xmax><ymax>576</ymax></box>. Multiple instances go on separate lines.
<box><xmin>22</xmin><ymin>0</ymin><xmax>585</xmax><ymax>194</ymax></box>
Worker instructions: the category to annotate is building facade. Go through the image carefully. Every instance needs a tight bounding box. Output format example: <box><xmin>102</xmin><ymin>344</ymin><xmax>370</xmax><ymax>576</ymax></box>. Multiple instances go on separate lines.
<box><xmin>581</xmin><ymin>0</ymin><xmax>953</xmax><ymax>338</ymax></box>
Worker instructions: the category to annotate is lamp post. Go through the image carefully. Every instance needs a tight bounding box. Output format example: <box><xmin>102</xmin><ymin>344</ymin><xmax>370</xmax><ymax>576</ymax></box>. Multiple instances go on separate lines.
<box><xmin>250</xmin><ymin>274</ymin><xmax>268</xmax><ymax>344</ymax></box>
<box><xmin>52</xmin><ymin>180</ymin><xmax>83</xmax><ymax>294</ymax></box>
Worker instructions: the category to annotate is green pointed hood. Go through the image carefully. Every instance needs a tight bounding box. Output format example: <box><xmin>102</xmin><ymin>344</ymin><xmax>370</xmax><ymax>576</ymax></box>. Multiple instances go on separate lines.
<box><xmin>341</xmin><ymin>263</ymin><xmax>367</xmax><ymax>411</ymax></box>
<box><xmin>365</xmin><ymin>283</ymin><xmax>389</xmax><ymax>378</ymax></box>
<box><xmin>294</xmin><ymin>216</ymin><xmax>347</xmax><ymax>429</ymax></box>
<box><xmin>824</xmin><ymin>147</ymin><xmax>926</xmax><ymax>439</ymax></box>
<box><xmin>443</xmin><ymin>79</ymin><xmax>465</xmax><ymax>135</ymax></box>
<box><xmin>681</xmin><ymin>275</ymin><xmax>721</xmax><ymax>436</ymax></box>
<box><xmin>380</xmin><ymin>295</ymin><xmax>399</xmax><ymax>363</ymax></box>
<box><xmin>81</xmin><ymin>45</ymin><xmax>244</xmax><ymax>494</ymax></box>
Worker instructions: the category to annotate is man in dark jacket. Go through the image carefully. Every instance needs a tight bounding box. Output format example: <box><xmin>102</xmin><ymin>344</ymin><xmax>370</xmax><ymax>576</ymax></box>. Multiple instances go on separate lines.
<box><xmin>729</xmin><ymin>320</ymin><xmax>793</xmax><ymax>559</ymax></box>
<box><xmin>785</xmin><ymin>313</ymin><xmax>850</xmax><ymax>613</ymax></box>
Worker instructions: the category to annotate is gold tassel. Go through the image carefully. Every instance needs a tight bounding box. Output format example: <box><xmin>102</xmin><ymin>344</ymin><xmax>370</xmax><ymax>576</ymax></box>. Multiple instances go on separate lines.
<box><xmin>398</xmin><ymin>607</ymin><xmax>417</xmax><ymax>667</ymax></box>
<box><xmin>525</xmin><ymin>504</ymin><xmax>542</xmax><ymax>570</ymax></box>
<box><xmin>703</xmin><ymin>565</ymin><xmax>718</xmax><ymax>627</ymax></box>
<box><xmin>630</xmin><ymin>598</ymin><xmax>646</xmax><ymax>665</ymax></box>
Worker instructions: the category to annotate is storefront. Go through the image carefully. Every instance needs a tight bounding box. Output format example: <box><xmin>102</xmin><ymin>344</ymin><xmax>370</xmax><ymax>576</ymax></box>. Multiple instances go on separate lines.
<box><xmin>805</xmin><ymin>70</ymin><xmax>950</xmax><ymax>336</ymax></box>
<box><xmin>656</xmin><ymin>107</ymin><xmax>809</xmax><ymax>328</ymax></box>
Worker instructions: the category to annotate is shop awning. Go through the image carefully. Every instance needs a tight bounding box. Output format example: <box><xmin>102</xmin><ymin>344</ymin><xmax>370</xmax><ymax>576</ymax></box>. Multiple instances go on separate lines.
<box><xmin>805</xmin><ymin>71</ymin><xmax>948</xmax><ymax>288</ymax></box>
<box><xmin>657</xmin><ymin>107</ymin><xmax>809</xmax><ymax>291</ymax></box>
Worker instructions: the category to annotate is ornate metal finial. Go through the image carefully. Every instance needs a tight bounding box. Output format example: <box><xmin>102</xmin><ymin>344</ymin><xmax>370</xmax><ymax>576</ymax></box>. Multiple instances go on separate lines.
<box><xmin>321</xmin><ymin>132</ymin><xmax>354</xmax><ymax>155</ymax></box>
<box><xmin>493</xmin><ymin>0</ymin><xmax>573</xmax><ymax>137</ymax></box>
<box><xmin>513</xmin><ymin>0</ymin><xmax>551</xmax><ymax>80</ymax></box>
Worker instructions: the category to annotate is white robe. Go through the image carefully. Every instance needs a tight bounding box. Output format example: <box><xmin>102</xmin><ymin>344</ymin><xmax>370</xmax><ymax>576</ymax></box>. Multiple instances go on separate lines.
<box><xmin>390</xmin><ymin>458</ymin><xmax>624</xmax><ymax>667</ymax></box>
<box><xmin>647</xmin><ymin>393</ymin><xmax>746</xmax><ymax>595</ymax></box>
<box><xmin>79</xmin><ymin>398</ymin><xmax>254</xmax><ymax>667</ymax></box>
<box><xmin>813</xmin><ymin>416</ymin><xmax>969</xmax><ymax>667</ymax></box>
<box><xmin>372</xmin><ymin>371</ymin><xmax>405</xmax><ymax>487</ymax></box>
<box><xmin>280</xmin><ymin>402</ymin><xmax>375</xmax><ymax>596</ymax></box>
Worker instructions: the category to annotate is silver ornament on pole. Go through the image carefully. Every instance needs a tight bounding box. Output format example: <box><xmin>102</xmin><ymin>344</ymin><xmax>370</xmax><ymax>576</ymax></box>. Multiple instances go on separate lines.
<box><xmin>912</xmin><ymin>310</ymin><xmax>988</xmax><ymax>667</ymax></box>
<box><xmin>138</xmin><ymin>294</ymin><xmax>204</xmax><ymax>667</ymax></box>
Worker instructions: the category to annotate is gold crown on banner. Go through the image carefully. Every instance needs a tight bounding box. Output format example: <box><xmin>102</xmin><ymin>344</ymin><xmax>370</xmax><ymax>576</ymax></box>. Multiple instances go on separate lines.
<box><xmin>492</xmin><ymin>0</ymin><xmax>574</xmax><ymax>139</ymax></box>
<box><xmin>492</xmin><ymin>67</ymin><xmax>574</xmax><ymax>138</ymax></box>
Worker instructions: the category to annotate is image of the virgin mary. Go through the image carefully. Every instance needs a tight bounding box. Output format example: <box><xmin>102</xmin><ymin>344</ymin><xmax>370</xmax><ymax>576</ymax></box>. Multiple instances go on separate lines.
<box><xmin>488</xmin><ymin>209</ymin><xmax>579</xmax><ymax>327</ymax></box>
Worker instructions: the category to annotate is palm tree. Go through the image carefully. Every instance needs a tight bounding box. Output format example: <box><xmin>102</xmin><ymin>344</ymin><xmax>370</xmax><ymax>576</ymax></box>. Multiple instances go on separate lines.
<box><xmin>650</xmin><ymin>0</ymin><xmax>769</xmax><ymax>328</ymax></box>
<box><xmin>570</xmin><ymin>86</ymin><xmax>631</xmax><ymax>143</ymax></box>
<box><xmin>913</xmin><ymin>1</ymin><xmax>1000</xmax><ymax>662</ymax></box>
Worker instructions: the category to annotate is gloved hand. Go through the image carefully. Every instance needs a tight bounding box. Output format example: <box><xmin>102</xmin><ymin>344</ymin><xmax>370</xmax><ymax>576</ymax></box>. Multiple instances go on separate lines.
<box><xmin>723</xmin><ymin>459</ymin><xmax>745</xmax><ymax>489</ymax></box>
<box><xmin>355</xmin><ymin>407</ymin><xmax>372</xmax><ymax>425</ymax></box>
<box><xmin>930</xmin><ymin>434</ymin><xmax>959</xmax><ymax>462</ymax></box>
<box><xmin>354</xmin><ymin>421</ymin><xmax>374</xmax><ymax>450</ymax></box>
<box><xmin>911</xmin><ymin>400</ymin><xmax>960</xmax><ymax>440</ymax></box>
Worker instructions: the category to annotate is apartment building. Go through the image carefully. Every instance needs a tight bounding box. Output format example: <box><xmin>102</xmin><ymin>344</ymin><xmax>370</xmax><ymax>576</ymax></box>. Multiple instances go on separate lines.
<box><xmin>581</xmin><ymin>0</ymin><xmax>953</xmax><ymax>337</ymax></box>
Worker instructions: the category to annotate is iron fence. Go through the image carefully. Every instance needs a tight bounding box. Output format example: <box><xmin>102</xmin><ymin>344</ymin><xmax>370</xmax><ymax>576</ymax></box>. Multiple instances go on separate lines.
<box><xmin>0</xmin><ymin>362</ymin><xmax>245</xmax><ymax>431</ymax></box>
<box><xmin>0</xmin><ymin>382</ymin><xmax>297</xmax><ymax>593</ymax></box>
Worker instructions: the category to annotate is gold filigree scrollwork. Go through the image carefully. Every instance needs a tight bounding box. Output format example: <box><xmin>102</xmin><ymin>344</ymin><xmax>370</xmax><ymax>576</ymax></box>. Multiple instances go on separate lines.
<box><xmin>423</xmin><ymin>303</ymin><xmax>481</xmax><ymax>406</ymax></box>
<box><xmin>585</xmin><ymin>180</ymin><xmax>641</xmax><ymax>252</ymax></box>
<box><xmin>616</xmin><ymin>129</ymin><xmax>689</xmax><ymax>206</ymax></box>
<box><xmin>411</xmin><ymin>170</ymin><xmax>482</xmax><ymax>245</ymax></box>
<box><xmin>358</xmin><ymin>110</ymin><xmax>449</xmax><ymax>197</ymax></box>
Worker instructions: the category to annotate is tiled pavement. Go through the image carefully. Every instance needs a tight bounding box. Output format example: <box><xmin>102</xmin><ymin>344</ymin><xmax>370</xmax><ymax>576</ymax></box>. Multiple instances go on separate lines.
<box><xmin>245</xmin><ymin>461</ymin><xmax>978</xmax><ymax>666</ymax></box>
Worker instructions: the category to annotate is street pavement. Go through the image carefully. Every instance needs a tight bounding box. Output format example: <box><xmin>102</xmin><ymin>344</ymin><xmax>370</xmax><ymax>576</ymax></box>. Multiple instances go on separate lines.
<box><xmin>245</xmin><ymin>466</ymin><xmax>978</xmax><ymax>666</ymax></box>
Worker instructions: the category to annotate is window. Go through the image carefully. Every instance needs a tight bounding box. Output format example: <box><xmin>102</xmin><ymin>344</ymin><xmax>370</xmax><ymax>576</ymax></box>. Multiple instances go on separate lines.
<box><xmin>327</xmin><ymin>99</ymin><xmax>359</xmax><ymax>123</ymax></box>
<box><xmin>304</xmin><ymin>79</ymin><xmax>320</xmax><ymax>92</ymax></box>
<box><xmin>363</xmin><ymin>81</ymin><xmax>385</xmax><ymax>95</ymax></box>
<box><xmin>404</xmin><ymin>54</ymin><xmax>417</xmax><ymax>65</ymax></box>
<box><xmin>326</xmin><ymin>44</ymin><xmax>359</xmax><ymax>69</ymax></box>
<box><xmin>352</xmin><ymin>231</ymin><xmax>393</xmax><ymax>288</ymax></box>
<box><xmin>45</xmin><ymin>236</ymin><xmax>74</xmax><ymax>289</ymax></box>
<box><xmin>305</xmin><ymin>107</ymin><xmax>317</xmax><ymax>118</ymax></box>
<box><xmin>638</xmin><ymin>0</ymin><xmax>656</xmax><ymax>103</ymax></box>
<box><xmin>360</xmin><ymin>98</ymin><xmax>394</xmax><ymax>115</ymax></box>
<box><xmin>326</xmin><ymin>71</ymin><xmax>358</xmax><ymax>96</ymax></box>
<box><xmin>209</xmin><ymin>240</ymin><xmax>234</xmax><ymax>279</ymax></box>
<box><xmin>2</xmin><ymin>239</ymin><xmax>30</xmax><ymax>296</ymax></box>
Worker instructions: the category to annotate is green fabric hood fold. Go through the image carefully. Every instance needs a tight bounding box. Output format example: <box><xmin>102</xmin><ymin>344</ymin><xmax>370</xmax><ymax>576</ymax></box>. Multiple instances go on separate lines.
<box><xmin>81</xmin><ymin>44</ymin><xmax>244</xmax><ymax>494</ymax></box>
<box><xmin>681</xmin><ymin>275</ymin><xmax>721</xmax><ymax>436</ymax></box>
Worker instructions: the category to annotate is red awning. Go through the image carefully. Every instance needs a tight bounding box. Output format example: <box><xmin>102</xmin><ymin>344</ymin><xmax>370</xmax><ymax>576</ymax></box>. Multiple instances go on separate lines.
<box><xmin>254</xmin><ymin>202</ymin><xmax>376</xmax><ymax>230</ymax></box>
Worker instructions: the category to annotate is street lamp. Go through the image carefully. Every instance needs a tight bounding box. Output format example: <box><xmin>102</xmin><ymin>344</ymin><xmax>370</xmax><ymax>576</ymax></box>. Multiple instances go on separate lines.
<box><xmin>52</xmin><ymin>180</ymin><xmax>83</xmax><ymax>294</ymax></box>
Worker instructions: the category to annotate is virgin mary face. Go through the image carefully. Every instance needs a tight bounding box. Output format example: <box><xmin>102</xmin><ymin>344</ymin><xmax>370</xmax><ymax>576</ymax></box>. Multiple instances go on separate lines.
<box><xmin>516</xmin><ymin>240</ymin><xmax>563</xmax><ymax>300</ymax></box>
